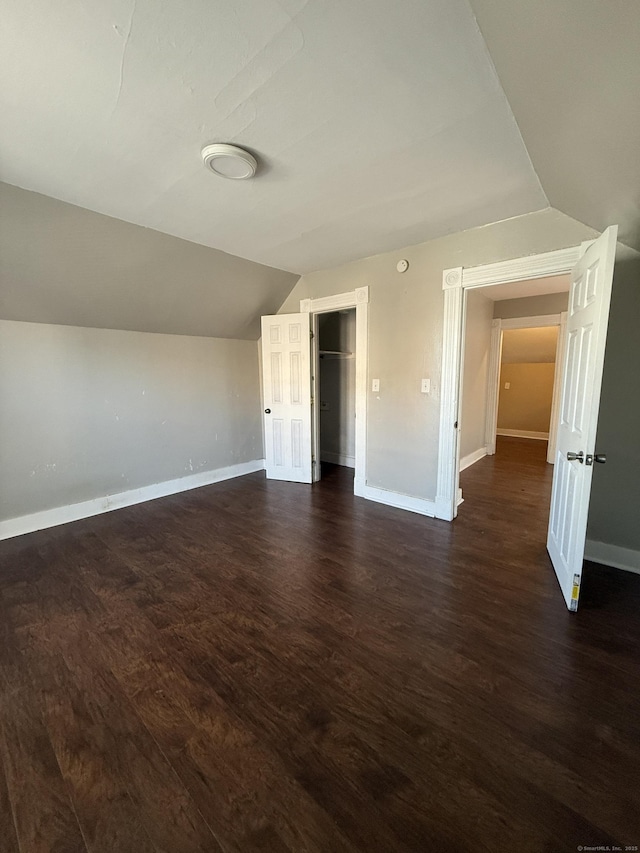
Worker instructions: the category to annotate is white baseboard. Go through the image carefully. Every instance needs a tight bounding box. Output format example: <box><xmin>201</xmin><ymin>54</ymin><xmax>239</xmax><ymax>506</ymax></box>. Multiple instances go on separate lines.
<box><xmin>434</xmin><ymin>495</ymin><xmax>454</xmax><ymax>521</ymax></box>
<box><xmin>459</xmin><ymin>447</ymin><xmax>487</xmax><ymax>472</ymax></box>
<box><xmin>0</xmin><ymin>459</ymin><xmax>266</xmax><ymax>542</ymax></box>
<box><xmin>355</xmin><ymin>482</ymin><xmax>436</xmax><ymax>518</ymax></box>
<box><xmin>497</xmin><ymin>429</ymin><xmax>549</xmax><ymax>441</ymax></box>
<box><xmin>584</xmin><ymin>539</ymin><xmax>640</xmax><ymax>575</ymax></box>
<box><xmin>320</xmin><ymin>451</ymin><xmax>355</xmax><ymax>469</ymax></box>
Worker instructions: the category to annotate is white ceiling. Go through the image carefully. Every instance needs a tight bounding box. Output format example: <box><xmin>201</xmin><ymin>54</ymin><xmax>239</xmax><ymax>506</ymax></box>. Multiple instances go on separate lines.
<box><xmin>502</xmin><ymin>327</ymin><xmax>559</xmax><ymax>364</ymax></box>
<box><xmin>481</xmin><ymin>274</ymin><xmax>570</xmax><ymax>302</ymax></box>
<box><xmin>0</xmin><ymin>0</ymin><xmax>548</xmax><ymax>274</ymax></box>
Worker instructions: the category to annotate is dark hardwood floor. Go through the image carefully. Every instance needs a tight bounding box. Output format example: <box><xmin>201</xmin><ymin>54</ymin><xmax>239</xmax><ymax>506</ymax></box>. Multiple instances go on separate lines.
<box><xmin>1</xmin><ymin>436</ymin><xmax>639</xmax><ymax>852</ymax></box>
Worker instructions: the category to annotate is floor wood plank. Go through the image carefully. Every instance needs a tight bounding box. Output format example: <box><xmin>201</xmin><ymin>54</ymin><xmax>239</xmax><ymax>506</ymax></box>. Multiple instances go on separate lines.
<box><xmin>0</xmin><ymin>437</ymin><xmax>639</xmax><ymax>851</ymax></box>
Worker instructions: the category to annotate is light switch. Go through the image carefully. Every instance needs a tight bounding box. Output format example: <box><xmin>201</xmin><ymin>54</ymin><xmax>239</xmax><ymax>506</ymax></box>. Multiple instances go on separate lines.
<box><xmin>504</xmin><ymin>382</ymin><xmax>511</xmax><ymax>390</ymax></box>
<box><xmin>421</xmin><ymin>378</ymin><xmax>431</xmax><ymax>394</ymax></box>
<box><xmin>372</xmin><ymin>379</ymin><xmax>380</xmax><ymax>392</ymax></box>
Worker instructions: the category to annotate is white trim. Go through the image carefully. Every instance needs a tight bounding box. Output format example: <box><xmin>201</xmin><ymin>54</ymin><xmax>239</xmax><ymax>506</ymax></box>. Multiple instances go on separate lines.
<box><xmin>499</xmin><ymin>313</ymin><xmax>562</xmax><ymax>330</ymax></box>
<box><xmin>497</xmin><ymin>429</ymin><xmax>549</xmax><ymax>440</ymax></box>
<box><xmin>357</xmin><ymin>483</ymin><xmax>436</xmax><ymax>518</ymax></box>
<box><xmin>584</xmin><ymin>540</ymin><xmax>640</xmax><ymax>575</ymax></box>
<box><xmin>437</xmin><ymin>246</ymin><xmax>581</xmax><ymax>522</ymax></box>
<box><xmin>0</xmin><ymin>459</ymin><xmax>265</xmax><ymax>541</ymax></box>
<box><xmin>302</xmin><ymin>286</ymin><xmax>369</xmax><ymax>495</ymax></box>
<box><xmin>462</xmin><ymin>246</ymin><xmax>582</xmax><ymax>288</ymax></box>
<box><xmin>320</xmin><ymin>451</ymin><xmax>355</xmax><ymax>468</ymax></box>
<box><xmin>300</xmin><ymin>285</ymin><xmax>369</xmax><ymax>314</ymax></box>
<box><xmin>484</xmin><ymin>319</ymin><xmax>502</xmax><ymax>455</ymax></box>
<box><xmin>354</xmin><ymin>296</ymin><xmax>368</xmax><ymax>493</ymax></box>
<box><xmin>548</xmin><ymin>311</ymin><xmax>568</xmax><ymax>463</ymax></box>
<box><xmin>311</xmin><ymin>311</ymin><xmax>321</xmax><ymax>482</ymax></box>
<box><xmin>435</xmin><ymin>268</ymin><xmax>464</xmax><ymax>520</ymax></box>
<box><xmin>460</xmin><ymin>446</ymin><xmax>487</xmax><ymax>471</ymax></box>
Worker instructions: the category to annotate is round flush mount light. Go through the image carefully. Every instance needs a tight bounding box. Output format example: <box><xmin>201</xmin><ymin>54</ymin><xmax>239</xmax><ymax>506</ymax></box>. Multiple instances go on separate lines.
<box><xmin>201</xmin><ymin>143</ymin><xmax>257</xmax><ymax>179</ymax></box>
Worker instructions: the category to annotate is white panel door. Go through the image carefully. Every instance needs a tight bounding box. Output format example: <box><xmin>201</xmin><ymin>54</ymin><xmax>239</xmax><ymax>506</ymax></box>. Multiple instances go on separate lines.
<box><xmin>547</xmin><ymin>226</ymin><xmax>617</xmax><ymax>611</ymax></box>
<box><xmin>261</xmin><ymin>313</ymin><xmax>313</xmax><ymax>483</ymax></box>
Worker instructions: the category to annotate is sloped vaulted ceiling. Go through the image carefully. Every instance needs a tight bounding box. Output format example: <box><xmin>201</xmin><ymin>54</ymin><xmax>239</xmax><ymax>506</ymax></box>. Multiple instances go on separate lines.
<box><xmin>1</xmin><ymin>0</ymin><xmax>639</xmax><ymax>338</ymax></box>
<box><xmin>0</xmin><ymin>183</ymin><xmax>298</xmax><ymax>339</ymax></box>
<box><xmin>468</xmin><ymin>0</ymin><xmax>640</xmax><ymax>252</ymax></box>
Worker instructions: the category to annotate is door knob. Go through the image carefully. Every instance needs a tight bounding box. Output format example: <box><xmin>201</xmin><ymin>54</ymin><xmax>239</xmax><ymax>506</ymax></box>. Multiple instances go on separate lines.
<box><xmin>264</xmin><ymin>408</ymin><xmax>271</xmax><ymax>414</ymax></box>
<box><xmin>567</xmin><ymin>451</ymin><xmax>584</xmax><ymax>463</ymax></box>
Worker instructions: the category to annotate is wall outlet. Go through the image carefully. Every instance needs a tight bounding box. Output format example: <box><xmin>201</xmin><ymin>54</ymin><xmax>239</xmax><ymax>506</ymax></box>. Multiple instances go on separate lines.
<box><xmin>421</xmin><ymin>378</ymin><xmax>431</xmax><ymax>394</ymax></box>
<box><xmin>504</xmin><ymin>382</ymin><xmax>511</xmax><ymax>390</ymax></box>
<box><xmin>372</xmin><ymin>379</ymin><xmax>380</xmax><ymax>392</ymax></box>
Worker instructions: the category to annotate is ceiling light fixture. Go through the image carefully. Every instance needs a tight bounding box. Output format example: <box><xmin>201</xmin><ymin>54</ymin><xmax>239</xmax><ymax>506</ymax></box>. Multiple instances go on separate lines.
<box><xmin>201</xmin><ymin>143</ymin><xmax>257</xmax><ymax>180</ymax></box>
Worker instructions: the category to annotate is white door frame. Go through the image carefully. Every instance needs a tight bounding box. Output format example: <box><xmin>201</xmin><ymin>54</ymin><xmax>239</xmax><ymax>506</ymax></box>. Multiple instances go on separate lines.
<box><xmin>484</xmin><ymin>312</ymin><xmax>568</xmax><ymax>463</ymax></box>
<box><xmin>300</xmin><ymin>286</ymin><xmax>369</xmax><ymax>494</ymax></box>
<box><xmin>435</xmin><ymin>245</ymin><xmax>588</xmax><ymax>521</ymax></box>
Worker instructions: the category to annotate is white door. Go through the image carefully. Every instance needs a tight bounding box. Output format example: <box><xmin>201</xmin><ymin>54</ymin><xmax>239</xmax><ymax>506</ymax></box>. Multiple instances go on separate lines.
<box><xmin>547</xmin><ymin>226</ymin><xmax>618</xmax><ymax>611</ymax></box>
<box><xmin>261</xmin><ymin>313</ymin><xmax>313</xmax><ymax>483</ymax></box>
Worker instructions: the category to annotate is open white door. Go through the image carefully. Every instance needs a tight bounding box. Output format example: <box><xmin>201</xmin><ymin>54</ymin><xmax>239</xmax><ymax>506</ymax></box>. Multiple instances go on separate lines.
<box><xmin>547</xmin><ymin>226</ymin><xmax>617</xmax><ymax>611</ymax></box>
<box><xmin>261</xmin><ymin>313</ymin><xmax>313</xmax><ymax>483</ymax></box>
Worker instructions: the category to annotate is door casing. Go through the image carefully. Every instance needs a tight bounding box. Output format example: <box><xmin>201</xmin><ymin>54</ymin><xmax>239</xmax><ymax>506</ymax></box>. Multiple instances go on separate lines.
<box><xmin>436</xmin><ymin>244</ymin><xmax>590</xmax><ymax>521</ymax></box>
<box><xmin>300</xmin><ymin>286</ymin><xmax>369</xmax><ymax>494</ymax></box>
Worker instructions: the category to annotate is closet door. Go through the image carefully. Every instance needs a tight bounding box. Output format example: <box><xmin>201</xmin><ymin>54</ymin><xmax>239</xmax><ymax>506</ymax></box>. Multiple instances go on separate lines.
<box><xmin>261</xmin><ymin>313</ymin><xmax>313</xmax><ymax>483</ymax></box>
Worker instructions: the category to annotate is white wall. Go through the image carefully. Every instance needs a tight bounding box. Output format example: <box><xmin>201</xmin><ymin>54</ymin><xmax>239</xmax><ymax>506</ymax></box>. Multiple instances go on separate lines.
<box><xmin>280</xmin><ymin>208</ymin><xmax>597</xmax><ymax>501</ymax></box>
<box><xmin>0</xmin><ymin>320</ymin><xmax>263</xmax><ymax>525</ymax></box>
<box><xmin>459</xmin><ymin>291</ymin><xmax>493</xmax><ymax>461</ymax></box>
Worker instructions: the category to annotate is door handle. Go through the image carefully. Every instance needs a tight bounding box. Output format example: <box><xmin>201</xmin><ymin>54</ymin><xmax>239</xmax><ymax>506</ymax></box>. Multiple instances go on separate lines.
<box><xmin>567</xmin><ymin>451</ymin><xmax>584</xmax><ymax>463</ymax></box>
<box><xmin>264</xmin><ymin>408</ymin><xmax>271</xmax><ymax>414</ymax></box>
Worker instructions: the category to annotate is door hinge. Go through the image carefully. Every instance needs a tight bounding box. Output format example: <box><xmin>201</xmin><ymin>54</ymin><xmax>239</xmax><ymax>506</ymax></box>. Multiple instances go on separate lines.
<box><xmin>310</xmin><ymin>330</ymin><xmax>314</xmax><ymax>339</ymax></box>
<box><xmin>310</xmin><ymin>396</ymin><xmax>314</xmax><ymax>406</ymax></box>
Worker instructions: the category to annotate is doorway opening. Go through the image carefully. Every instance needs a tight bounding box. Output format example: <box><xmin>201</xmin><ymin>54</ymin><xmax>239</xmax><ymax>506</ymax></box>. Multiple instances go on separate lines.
<box><xmin>316</xmin><ymin>309</ymin><xmax>356</xmax><ymax>479</ymax></box>
<box><xmin>301</xmin><ymin>284</ymin><xmax>369</xmax><ymax>494</ymax></box>
<box><xmin>438</xmin><ymin>227</ymin><xmax>618</xmax><ymax>611</ymax></box>
<box><xmin>496</xmin><ymin>325</ymin><xmax>559</xmax><ymax>447</ymax></box>
<box><xmin>458</xmin><ymin>276</ymin><xmax>570</xmax><ymax>488</ymax></box>
<box><xmin>457</xmin><ymin>277</ymin><xmax>569</xmax><ymax>536</ymax></box>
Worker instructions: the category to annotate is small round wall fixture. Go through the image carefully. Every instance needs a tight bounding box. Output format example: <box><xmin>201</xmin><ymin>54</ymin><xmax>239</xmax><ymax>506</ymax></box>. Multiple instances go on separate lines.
<box><xmin>397</xmin><ymin>259</ymin><xmax>409</xmax><ymax>273</ymax></box>
<box><xmin>201</xmin><ymin>143</ymin><xmax>257</xmax><ymax>180</ymax></box>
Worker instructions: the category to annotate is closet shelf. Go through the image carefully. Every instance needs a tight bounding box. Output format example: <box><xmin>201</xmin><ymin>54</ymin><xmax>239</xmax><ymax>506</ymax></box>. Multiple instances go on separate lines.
<box><xmin>319</xmin><ymin>350</ymin><xmax>354</xmax><ymax>359</ymax></box>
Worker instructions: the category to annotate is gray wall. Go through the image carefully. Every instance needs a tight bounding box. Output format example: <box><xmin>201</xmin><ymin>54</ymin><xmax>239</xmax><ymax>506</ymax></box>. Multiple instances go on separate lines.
<box><xmin>497</xmin><ymin>362</ymin><xmax>556</xmax><ymax>433</ymax></box>
<box><xmin>319</xmin><ymin>311</ymin><xmax>356</xmax><ymax>465</ymax></box>
<box><xmin>587</xmin><ymin>254</ymin><xmax>640</xmax><ymax>551</ymax></box>
<box><xmin>0</xmin><ymin>320</ymin><xmax>262</xmax><ymax>522</ymax></box>
<box><xmin>280</xmin><ymin>207</ymin><xmax>597</xmax><ymax>500</ymax></box>
<box><xmin>460</xmin><ymin>291</ymin><xmax>493</xmax><ymax>459</ymax></box>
